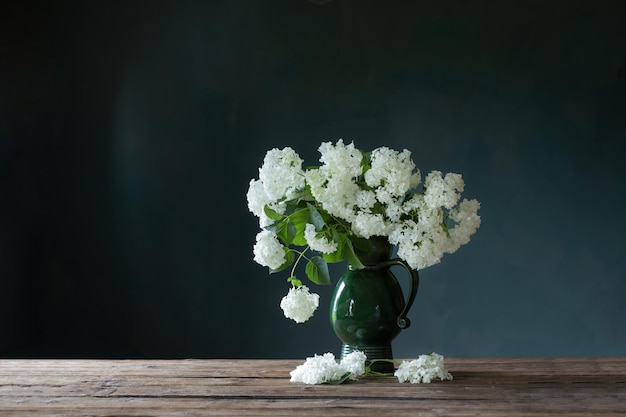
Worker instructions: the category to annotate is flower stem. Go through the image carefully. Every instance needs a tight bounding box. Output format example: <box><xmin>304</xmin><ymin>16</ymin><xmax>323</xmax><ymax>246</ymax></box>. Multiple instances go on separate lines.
<box><xmin>289</xmin><ymin>247</ymin><xmax>311</xmax><ymax>285</ymax></box>
<box><xmin>365</xmin><ymin>359</ymin><xmax>399</xmax><ymax>377</ymax></box>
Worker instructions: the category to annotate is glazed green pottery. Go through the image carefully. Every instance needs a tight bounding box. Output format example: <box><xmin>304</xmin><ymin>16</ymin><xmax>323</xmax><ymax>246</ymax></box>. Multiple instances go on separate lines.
<box><xmin>329</xmin><ymin>237</ymin><xmax>419</xmax><ymax>373</ymax></box>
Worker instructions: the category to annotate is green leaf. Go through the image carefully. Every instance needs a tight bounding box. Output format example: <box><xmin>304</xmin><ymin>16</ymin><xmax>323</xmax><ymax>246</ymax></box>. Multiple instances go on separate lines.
<box><xmin>282</xmin><ymin>202</ymin><xmax>301</xmax><ymax>217</ymax></box>
<box><xmin>322</xmin><ymin>249</ymin><xmax>344</xmax><ymax>264</ymax></box>
<box><xmin>324</xmin><ymin>372</ymin><xmax>353</xmax><ymax>385</ymax></box>
<box><xmin>305</xmin><ymin>256</ymin><xmax>331</xmax><ymax>285</ymax></box>
<box><xmin>307</xmin><ymin>203</ymin><xmax>325</xmax><ymax>231</ymax></box>
<box><xmin>287</xmin><ymin>276</ymin><xmax>302</xmax><ymax>287</ymax></box>
<box><xmin>273</xmin><ymin>221</ymin><xmax>296</xmax><ymax>246</ymax></box>
<box><xmin>343</xmin><ymin>239</ymin><xmax>365</xmax><ymax>270</ymax></box>
<box><xmin>322</xmin><ymin>234</ymin><xmax>346</xmax><ymax>264</ymax></box>
<box><xmin>371</xmin><ymin>201</ymin><xmax>386</xmax><ymax>216</ymax></box>
<box><xmin>289</xmin><ymin>208</ymin><xmax>310</xmax><ymax>246</ymax></box>
<box><xmin>264</xmin><ymin>222</ymin><xmax>280</xmax><ymax>235</ymax></box>
<box><xmin>290</xmin><ymin>207</ymin><xmax>310</xmax><ymax>222</ymax></box>
<box><xmin>285</xmin><ymin>222</ymin><xmax>297</xmax><ymax>243</ymax></box>
<box><xmin>263</xmin><ymin>205</ymin><xmax>283</xmax><ymax>221</ymax></box>
<box><xmin>292</xmin><ymin>224</ymin><xmax>307</xmax><ymax>246</ymax></box>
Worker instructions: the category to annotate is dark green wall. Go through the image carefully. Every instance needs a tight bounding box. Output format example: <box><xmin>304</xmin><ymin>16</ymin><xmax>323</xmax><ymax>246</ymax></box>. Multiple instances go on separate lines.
<box><xmin>1</xmin><ymin>0</ymin><xmax>624</xmax><ymax>359</ymax></box>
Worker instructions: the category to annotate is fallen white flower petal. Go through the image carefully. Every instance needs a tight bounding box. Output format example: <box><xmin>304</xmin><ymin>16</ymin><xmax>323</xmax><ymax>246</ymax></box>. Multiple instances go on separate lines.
<box><xmin>394</xmin><ymin>352</ymin><xmax>453</xmax><ymax>384</ymax></box>
<box><xmin>290</xmin><ymin>353</ymin><xmax>343</xmax><ymax>384</ymax></box>
<box><xmin>339</xmin><ymin>351</ymin><xmax>367</xmax><ymax>380</ymax></box>
<box><xmin>290</xmin><ymin>351</ymin><xmax>367</xmax><ymax>384</ymax></box>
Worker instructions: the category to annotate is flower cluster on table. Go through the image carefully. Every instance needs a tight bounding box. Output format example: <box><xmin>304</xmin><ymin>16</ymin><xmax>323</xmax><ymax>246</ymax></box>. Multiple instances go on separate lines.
<box><xmin>290</xmin><ymin>351</ymin><xmax>453</xmax><ymax>385</ymax></box>
<box><xmin>247</xmin><ymin>139</ymin><xmax>481</xmax><ymax>323</ymax></box>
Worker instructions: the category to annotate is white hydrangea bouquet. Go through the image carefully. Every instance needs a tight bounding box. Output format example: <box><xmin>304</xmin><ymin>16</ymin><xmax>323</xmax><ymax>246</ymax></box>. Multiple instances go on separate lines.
<box><xmin>247</xmin><ymin>139</ymin><xmax>481</xmax><ymax>324</ymax></box>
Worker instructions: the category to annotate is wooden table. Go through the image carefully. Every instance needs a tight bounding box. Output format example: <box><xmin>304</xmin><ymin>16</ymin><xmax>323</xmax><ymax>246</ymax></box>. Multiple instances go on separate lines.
<box><xmin>0</xmin><ymin>357</ymin><xmax>624</xmax><ymax>416</ymax></box>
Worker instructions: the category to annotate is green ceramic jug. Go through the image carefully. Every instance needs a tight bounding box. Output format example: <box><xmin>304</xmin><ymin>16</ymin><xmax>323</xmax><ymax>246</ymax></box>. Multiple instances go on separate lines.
<box><xmin>329</xmin><ymin>237</ymin><xmax>419</xmax><ymax>373</ymax></box>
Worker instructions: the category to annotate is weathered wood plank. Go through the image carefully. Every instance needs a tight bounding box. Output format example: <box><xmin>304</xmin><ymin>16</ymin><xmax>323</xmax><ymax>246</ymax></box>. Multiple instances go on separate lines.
<box><xmin>0</xmin><ymin>358</ymin><xmax>624</xmax><ymax>416</ymax></box>
<box><xmin>0</xmin><ymin>396</ymin><xmax>625</xmax><ymax>417</ymax></box>
<box><xmin>0</xmin><ymin>375</ymin><xmax>624</xmax><ymax>397</ymax></box>
<box><xmin>0</xmin><ymin>359</ymin><xmax>296</xmax><ymax>378</ymax></box>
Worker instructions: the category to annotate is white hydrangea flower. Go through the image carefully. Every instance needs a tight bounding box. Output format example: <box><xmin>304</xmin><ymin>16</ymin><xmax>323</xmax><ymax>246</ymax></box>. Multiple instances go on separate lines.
<box><xmin>385</xmin><ymin>201</ymin><xmax>404</xmax><ymax>223</ymax></box>
<box><xmin>252</xmin><ymin>230</ymin><xmax>286</xmax><ymax>270</ymax></box>
<box><xmin>318</xmin><ymin>139</ymin><xmax>363</xmax><ymax>178</ymax></box>
<box><xmin>258</xmin><ymin>147</ymin><xmax>305</xmax><ymax>201</ymax></box>
<box><xmin>351</xmin><ymin>212</ymin><xmax>389</xmax><ymax>239</ymax></box>
<box><xmin>355</xmin><ymin>189</ymin><xmax>377</xmax><ymax>211</ymax></box>
<box><xmin>246</xmin><ymin>179</ymin><xmax>286</xmax><ymax>228</ymax></box>
<box><xmin>388</xmin><ymin>213</ymin><xmax>448</xmax><ymax>270</ymax></box>
<box><xmin>280</xmin><ymin>286</ymin><xmax>320</xmax><ymax>323</ymax></box>
<box><xmin>365</xmin><ymin>147</ymin><xmax>421</xmax><ymax>204</ymax></box>
<box><xmin>394</xmin><ymin>352</ymin><xmax>453</xmax><ymax>384</ymax></box>
<box><xmin>304</xmin><ymin>224</ymin><xmax>338</xmax><ymax>254</ymax></box>
<box><xmin>306</xmin><ymin>140</ymin><xmax>363</xmax><ymax>222</ymax></box>
<box><xmin>424</xmin><ymin>171</ymin><xmax>464</xmax><ymax>209</ymax></box>
<box><xmin>290</xmin><ymin>351</ymin><xmax>367</xmax><ymax>384</ymax></box>
<box><xmin>246</xmin><ymin>179</ymin><xmax>268</xmax><ymax>218</ymax></box>
<box><xmin>386</xmin><ymin>190</ymin><xmax>480</xmax><ymax>270</ymax></box>
<box><xmin>306</xmin><ymin>169</ymin><xmax>359</xmax><ymax>222</ymax></box>
<box><xmin>446</xmin><ymin>199</ymin><xmax>481</xmax><ymax>253</ymax></box>
<box><xmin>247</xmin><ymin>147</ymin><xmax>303</xmax><ymax>228</ymax></box>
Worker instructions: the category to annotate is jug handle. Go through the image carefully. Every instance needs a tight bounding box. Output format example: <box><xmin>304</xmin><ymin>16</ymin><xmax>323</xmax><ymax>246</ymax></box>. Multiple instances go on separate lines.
<box><xmin>377</xmin><ymin>258</ymin><xmax>420</xmax><ymax>329</ymax></box>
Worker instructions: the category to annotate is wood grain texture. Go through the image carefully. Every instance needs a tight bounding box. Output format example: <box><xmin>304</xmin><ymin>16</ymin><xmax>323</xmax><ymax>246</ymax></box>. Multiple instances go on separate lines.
<box><xmin>0</xmin><ymin>358</ymin><xmax>624</xmax><ymax>416</ymax></box>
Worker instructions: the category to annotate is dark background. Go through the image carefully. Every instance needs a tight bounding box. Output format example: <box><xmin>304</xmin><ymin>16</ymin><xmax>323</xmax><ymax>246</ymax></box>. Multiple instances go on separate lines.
<box><xmin>1</xmin><ymin>0</ymin><xmax>624</xmax><ymax>359</ymax></box>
